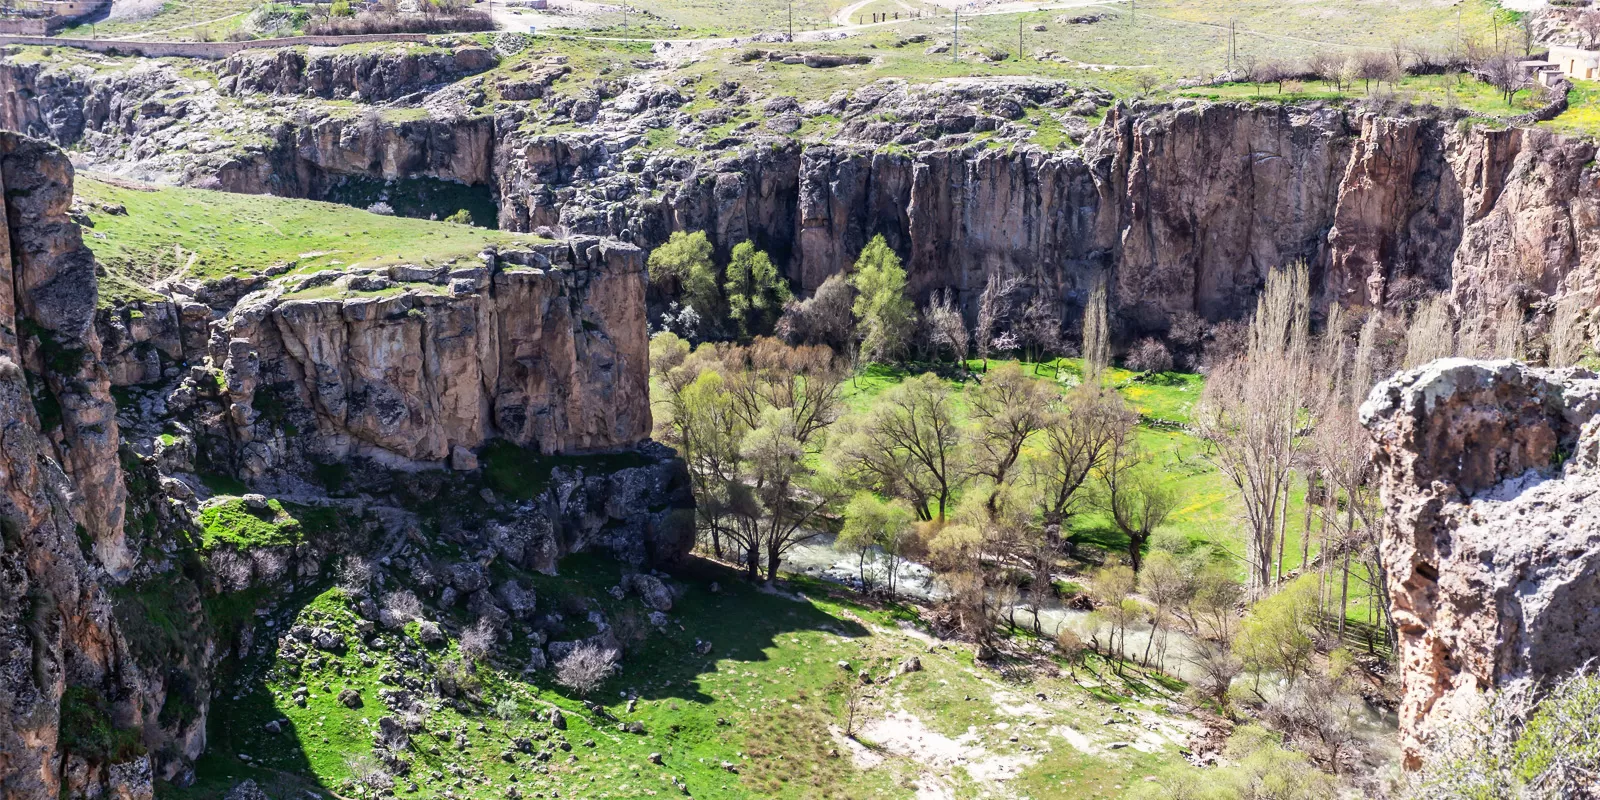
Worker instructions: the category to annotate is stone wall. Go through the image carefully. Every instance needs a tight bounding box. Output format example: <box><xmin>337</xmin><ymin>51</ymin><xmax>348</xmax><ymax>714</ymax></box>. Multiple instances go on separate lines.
<box><xmin>0</xmin><ymin>31</ymin><xmax>430</xmax><ymax>59</ymax></box>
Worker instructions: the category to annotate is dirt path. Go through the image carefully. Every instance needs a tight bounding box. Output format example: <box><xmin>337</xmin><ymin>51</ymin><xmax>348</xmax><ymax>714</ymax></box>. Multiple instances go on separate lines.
<box><xmin>118</xmin><ymin>10</ymin><xmax>248</xmax><ymax>40</ymax></box>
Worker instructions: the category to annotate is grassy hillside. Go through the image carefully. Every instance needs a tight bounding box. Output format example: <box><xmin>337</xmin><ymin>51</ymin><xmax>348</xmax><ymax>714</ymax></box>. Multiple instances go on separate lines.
<box><xmin>74</xmin><ymin>177</ymin><xmax>544</xmax><ymax>305</ymax></box>
<box><xmin>175</xmin><ymin>549</ymin><xmax>1204</xmax><ymax>800</ymax></box>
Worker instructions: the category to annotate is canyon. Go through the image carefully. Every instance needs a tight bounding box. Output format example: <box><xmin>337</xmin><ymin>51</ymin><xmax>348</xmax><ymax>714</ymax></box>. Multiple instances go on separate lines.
<box><xmin>1</xmin><ymin>31</ymin><xmax>1599</xmax><ymax>800</ymax></box>
<box><xmin>2</xmin><ymin>51</ymin><xmax>1597</xmax><ymax>354</ymax></box>
<box><xmin>0</xmin><ymin>130</ymin><xmax>690</xmax><ymax>800</ymax></box>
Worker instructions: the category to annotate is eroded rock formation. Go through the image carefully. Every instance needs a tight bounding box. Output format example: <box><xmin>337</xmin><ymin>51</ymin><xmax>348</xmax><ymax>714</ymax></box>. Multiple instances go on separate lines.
<box><xmin>219</xmin><ymin>43</ymin><xmax>497</xmax><ymax>101</ymax></box>
<box><xmin>0</xmin><ymin>130</ymin><xmax>167</xmax><ymax>800</ymax></box>
<box><xmin>210</xmin><ymin>239</ymin><xmax>651</xmax><ymax>480</ymax></box>
<box><xmin>8</xmin><ymin>49</ymin><xmax>1598</xmax><ymax>345</ymax></box>
<box><xmin>0</xmin><ymin>132</ymin><xmax>684</xmax><ymax>800</ymax></box>
<box><xmin>1362</xmin><ymin>359</ymin><xmax>1600</xmax><ymax>767</ymax></box>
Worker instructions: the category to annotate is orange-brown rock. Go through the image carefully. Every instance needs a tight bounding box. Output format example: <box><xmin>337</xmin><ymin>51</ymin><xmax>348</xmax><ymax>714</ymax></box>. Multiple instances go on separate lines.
<box><xmin>1362</xmin><ymin>359</ymin><xmax>1600</xmax><ymax>768</ymax></box>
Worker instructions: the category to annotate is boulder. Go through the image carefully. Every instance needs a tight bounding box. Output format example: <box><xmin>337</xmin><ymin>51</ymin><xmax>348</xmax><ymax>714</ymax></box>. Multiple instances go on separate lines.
<box><xmin>623</xmin><ymin>574</ymin><xmax>673</xmax><ymax>611</ymax></box>
<box><xmin>449</xmin><ymin>562</ymin><xmax>491</xmax><ymax>593</ymax></box>
<box><xmin>495</xmin><ymin>579</ymin><xmax>538</xmax><ymax>620</ymax></box>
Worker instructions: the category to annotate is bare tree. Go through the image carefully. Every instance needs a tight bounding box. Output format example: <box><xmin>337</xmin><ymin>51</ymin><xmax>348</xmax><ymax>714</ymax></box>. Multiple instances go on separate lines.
<box><xmin>1028</xmin><ymin>385</ymin><xmax>1135</xmax><ymax>548</ymax></box>
<box><xmin>1103</xmin><ymin>464</ymin><xmax>1177</xmax><ymax>573</ymax></box>
<box><xmin>555</xmin><ymin>642</ymin><xmax>620</xmax><ymax>697</ymax></box>
<box><xmin>1356</xmin><ymin>50</ymin><xmax>1396</xmax><ymax>92</ymax></box>
<box><xmin>459</xmin><ymin>617</ymin><xmax>498</xmax><ymax>662</ymax></box>
<box><xmin>839</xmin><ymin>673</ymin><xmax>875</xmax><ymax>737</ymax></box>
<box><xmin>775</xmin><ymin>273</ymin><xmax>855</xmax><ymax>353</ymax></box>
<box><xmin>968</xmin><ymin>362</ymin><xmax>1051</xmax><ymax>516</ymax></box>
<box><xmin>379</xmin><ymin>590</ymin><xmax>423</xmax><ymax>630</ymax></box>
<box><xmin>1581</xmin><ymin>11</ymin><xmax>1600</xmax><ymax>49</ymax></box>
<box><xmin>1081</xmin><ymin>277</ymin><xmax>1111</xmax><ymax>384</ymax></box>
<box><xmin>1196</xmin><ymin>262</ymin><xmax>1311</xmax><ymax>599</ymax></box>
<box><xmin>1477</xmin><ymin>49</ymin><xmax>1531</xmax><ymax>106</ymax></box>
<box><xmin>1018</xmin><ymin>293</ymin><xmax>1065</xmax><ymax>366</ymax></box>
<box><xmin>1404</xmin><ymin>295</ymin><xmax>1456</xmax><ymax>368</ymax></box>
<box><xmin>836</xmin><ymin>373</ymin><xmax>966</xmax><ymax>522</ymax></box>
<box><xmin>922</xmin><ymin>288</ymin><xmax>970</xmax><ymax>366</ymax></box>
<box><xmin>1308</xmin><ymin>50</ymin><xmax>1346</xmax><ymax>90</ymax></box>
<box><xmin>1126</xmin><ymin>338</ymin><xmax>1174</xmax><ymax>373</ymax></box>
<box><xmin>973</xmin><ymin>272</ymin><xmax>1022</xmax><ymax>371</ymax></box>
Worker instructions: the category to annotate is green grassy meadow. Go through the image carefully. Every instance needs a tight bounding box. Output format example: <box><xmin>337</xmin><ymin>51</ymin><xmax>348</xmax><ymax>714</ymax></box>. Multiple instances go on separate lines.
<box><xmin>74</xmin><ymin>178</ymin><xmax>545</xmax><ymax>305</ymax></box>
<box><xmin>174</xmin><ymin>545</ymin><xmax>1204</xmax><ymax>800</ymax></box>
<box><xmin>828</xmin><ymin>357</ymin><xmax>1385</xmax><ymax>637</ymax></box>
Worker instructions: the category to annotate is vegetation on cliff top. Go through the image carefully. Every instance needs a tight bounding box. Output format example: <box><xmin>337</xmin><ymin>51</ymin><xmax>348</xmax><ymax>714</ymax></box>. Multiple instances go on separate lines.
<box><xmin>74</xmin><ymin>177</ymin><xmax>543</xmax><ymax>305</ymax></box>
<box><xmin>198</xmin><ymin>497</ymin><xmax>305</xmax><ymax>549</ymax></box>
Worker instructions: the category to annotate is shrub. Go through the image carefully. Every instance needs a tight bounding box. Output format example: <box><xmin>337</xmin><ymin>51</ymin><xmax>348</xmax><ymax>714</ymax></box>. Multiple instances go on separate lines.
<box><xmin>1417</xmin><ymin>668</ymin><xmax>1600</xmax><ymax>797</ymax></box>
<box><xmin>379</xmin><ymin>590</ymin><xmax>423</xmax><ymax>629</ymax></box>
<box><xmin>444</xmin><ymin>208</ymin><xmax>474</xmax><ymax>226</ymax></box>
<box><xmin>59</xmin><ymin>687</ymin><xmax>146</xmax><ymax>763</ymax></box>
<box><xmin>459</xmin><ymin>617</ymin><xmax>497</xmax><ymax>661</ymax></box>
<box><xmin>555</xmin><ymin>642</ymin><xmax>619</xmax><ymax>697</ymax></box>
<box><xmin>306</xmin><ymin>9</ymin><xmax>492</xmax><ymax>35</ymax></box>
<box><xmin>1126</xmin><ymin>337</ymin><xmax>1174</xmax><ymax>373</ymax></box>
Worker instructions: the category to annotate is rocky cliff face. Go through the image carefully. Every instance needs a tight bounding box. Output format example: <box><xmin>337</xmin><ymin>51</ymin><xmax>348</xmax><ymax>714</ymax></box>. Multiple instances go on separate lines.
<box><xmin>0</xmin><ymin>58</ymin><xmax>496</xmax><ymax>198</ymax></box>
<box><xmin>493</xmin><ymin>97</ymin><xmax>1589</xmax><ymax>335</ymax></box>
<box><xmin>218</xmin><ymin>43</ymin><xmax>497</xmax><ymax>102</ymax></box>
<box><xmin>0</xmin><ymin>131</ymin><xmax>170</xmax><ymax>800</ymax></box>
<box><xmin>1362</xmin><ymin>359</ymin><xmax>1600</xmax><ymax>768</ymax></box>
<box><xmin>6</xmin><ymin>49</ymin><xmax>1597</xmax><ymax>345</ymax></box>
<box><xmin>209</xmin><ymin>239</ymin><xmax>651</xmax><ymax>483</ymax></box>
<box><xmin>0</xmin><ymin>130</ymin><xmax>682</xmax><ymax>800</ymax></box>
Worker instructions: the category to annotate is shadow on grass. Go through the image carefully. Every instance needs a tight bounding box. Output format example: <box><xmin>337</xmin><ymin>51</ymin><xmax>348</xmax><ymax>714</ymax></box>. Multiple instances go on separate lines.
<box><xmin>168</xmin><ymin>549</ymin><xmax>872</xmax><ymax>799</ymax></box>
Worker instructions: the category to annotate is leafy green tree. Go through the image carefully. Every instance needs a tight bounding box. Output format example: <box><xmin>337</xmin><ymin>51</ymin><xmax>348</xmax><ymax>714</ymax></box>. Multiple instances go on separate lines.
<box><xmin>836</xmin><ymin>373</ymin><xmax>965</xmax><ymax>522</ymax></box>
<box><xmin>849</xmin><ymin>235</ymin><xmax>915</xmax><ymax>363</ymax></box>
<box><xmin>837</xmin><ymin>492</ymin><xmax>915</xmax><ymax>595</ymax></box>
<box><xmin>648</xmin><ymin>231</ymin><xmax>720</xmax><ymax>319</ymax></box>
<box><xmin>1233</xmin><ymin>574</ymin><xmax>1320</xmax><ymax>698</ymax></box>
<box><xmin>724</xmin><ymin>240</ymin><xmax>792</xmax><ymax>337</ymax></box>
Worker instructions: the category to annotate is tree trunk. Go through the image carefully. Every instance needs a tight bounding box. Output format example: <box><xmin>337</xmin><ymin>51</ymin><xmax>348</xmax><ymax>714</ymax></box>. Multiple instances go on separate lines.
<box><xmin>1301</xmin><ymin>472</ymin><xmax>1314</xmax><ymax>573</ymax></box>
<box><xmin>1142</xmin><ymin>617</ymin><xmax>1158</xmax><ymax>667</ymax></box>
<box><xmin>1338</xmin><ymin>544</ymin><xmax>1351</xmax><ymax>641</ymax></box>
<box><xmin>767</xmin><ymin>540</ymin><xmax>782</xmax><ymax>583</ymax></box>
<box><xmin>1276</xmin><ymin>484</ymin><xmax>1290</xmax><ymax>585</ymax></box>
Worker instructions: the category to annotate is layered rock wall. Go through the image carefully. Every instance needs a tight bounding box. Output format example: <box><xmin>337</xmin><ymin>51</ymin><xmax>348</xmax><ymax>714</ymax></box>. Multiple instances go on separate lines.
<box><xmin>6</xmin><ymin>53</ymin><xmax>1598</xmax><ymax>343</ymax></box>
<box><xmin>0</xmin><ymin>131</ymin><xmax>159</xmax><ymax>800</ymax></box>
<box><xmin>209</xmin><ymin>239</ymin><xmax>651</xmax><ymax>484</ymax></box>
<box><xmin>1362</xmin><ymin>360</ymin><xmax>1600</xmax><ymax>767</ymax></box>
<box><xmin>218</xmin><ymin>43</ymin><xmax>497</xmax><ymax>101</ymax></box>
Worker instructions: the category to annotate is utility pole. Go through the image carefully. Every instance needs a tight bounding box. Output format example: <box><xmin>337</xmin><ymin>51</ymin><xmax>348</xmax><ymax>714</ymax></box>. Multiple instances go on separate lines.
<box><xmin>954</xmin><ymin>6</ymin><xmax>959</xmax><ymax>62</ymax></box>
<box><xmin>1019</xmin><ymin>15</ymin><xmax>1024</xmax><ymax>61</ymax></box>
<box><xmin>788</xmin><ymin>0</ymin><xmax>793</xmax><ymax>41</ymax></box>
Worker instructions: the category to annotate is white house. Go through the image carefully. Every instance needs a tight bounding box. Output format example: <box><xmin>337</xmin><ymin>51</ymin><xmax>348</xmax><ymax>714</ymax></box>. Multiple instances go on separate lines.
<box><xmin>1548</xmin><ymin>44</ymin><xmax>1600</xmax><ymax>81</ymax></box>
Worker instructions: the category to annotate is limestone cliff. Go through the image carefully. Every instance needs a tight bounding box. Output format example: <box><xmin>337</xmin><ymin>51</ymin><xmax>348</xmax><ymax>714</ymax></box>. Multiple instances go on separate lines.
<box><xmin>1362</xmin><ymin>360</ymin><xmax>1600</xmax><ymax>767</ymax></box>
<box><xmin>218</xmin><ymin>43</ymin><xmax>497</xmax><ymax>101</ymax></box>
<box><xmin>6</xmin><ymin>52</ymin><xmax>1598</xmax><ymax>348</ymax></box>
<box><xmin>210</xmin><ymin>239</ymin><xmax>652</xmax><ymax>482</ymax></box>
<box><xmin>0</xmin><ymin>131</ymin><xmax>678</xmax><ymax>800</ymax></box>
<box><xmin>0</xmin><ymin>131</ymin><xmax>161</xmax><ymax>800</ymax></box>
